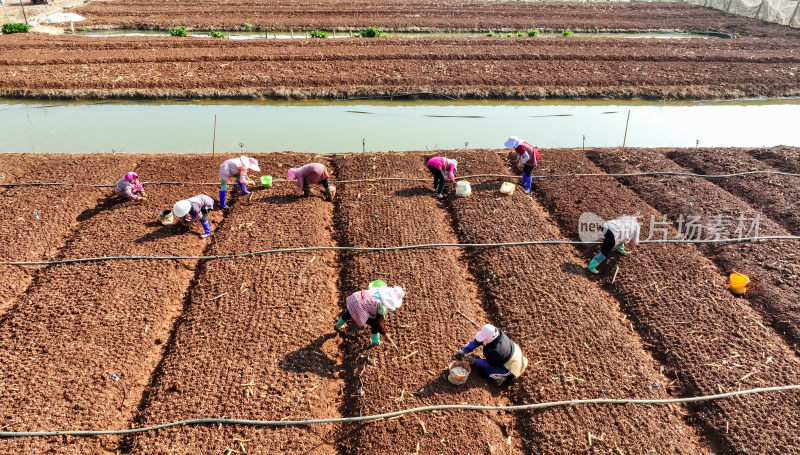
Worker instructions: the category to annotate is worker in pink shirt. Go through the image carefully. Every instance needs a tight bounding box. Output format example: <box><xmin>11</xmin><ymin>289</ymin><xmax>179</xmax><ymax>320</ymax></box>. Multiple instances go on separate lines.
<box><xmin>219</xmin><ymin>155</ymin><xmax>260</xmax><ymax>209</ymax></box>
<box><xmin>114</xmin><ymin>172</ymin><xmax>147</xmax><ymax>201</ymax></box>
<box><xmin>335</xmin><ymin>285</ymin><xmax>405</xmax><ymax>345</ymax></box>
<box><xmin>287</xmin><ymin>162</ymin><xmax>333</xmax><ymax>201</ymax></box>
<box><xmin>425</xmin><ymin>156</ymin><xmax>458</xmax><ymax>199</ymax></box>
<box><xmin>504</xmin><ymin>136</ymin><xmax>540</xmax><ymax>194</ymax></box>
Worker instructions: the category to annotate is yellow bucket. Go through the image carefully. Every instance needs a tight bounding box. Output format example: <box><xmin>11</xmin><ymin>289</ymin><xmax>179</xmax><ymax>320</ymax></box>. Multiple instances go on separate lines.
<box><xmin>729</xmin><ymin>272</ymin><xmax>750</xmax><ymax>295</ymax></box>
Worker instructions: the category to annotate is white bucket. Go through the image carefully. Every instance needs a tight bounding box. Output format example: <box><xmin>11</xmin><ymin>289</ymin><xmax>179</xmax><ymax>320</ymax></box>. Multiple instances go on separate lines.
<box><xmin>455</xmin><ymin>180</ymin><xmax>472</xmax><ymax>197</ymax></box>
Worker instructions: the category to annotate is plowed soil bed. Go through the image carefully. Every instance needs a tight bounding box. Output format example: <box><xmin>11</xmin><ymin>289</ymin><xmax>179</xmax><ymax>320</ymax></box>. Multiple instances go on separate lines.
<box><xmin>72</xmin><ymin>1</ymin><xmax>799</xmax><ymax>37</ymax></box>
<box><xmin>0</xmin><ymin>148</ymin><xmax>798</xmax><ymax>453</ymax></box>
<box><xmin>2</xmin><ymin>34</ymin><xmax>800</xmax><ymax>99</ymax></box>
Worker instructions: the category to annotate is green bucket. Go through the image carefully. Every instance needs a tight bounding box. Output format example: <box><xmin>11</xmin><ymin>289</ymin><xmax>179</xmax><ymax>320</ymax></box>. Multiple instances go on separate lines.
<box><xmin>260</xmin><ymin>175</ymin><xmax>273</xmax><ymax>187</ymax></box>
<box><xmin>370</xmin><ymin>280</ymin><xmax>387</xmax><ymax>288</ymax></box>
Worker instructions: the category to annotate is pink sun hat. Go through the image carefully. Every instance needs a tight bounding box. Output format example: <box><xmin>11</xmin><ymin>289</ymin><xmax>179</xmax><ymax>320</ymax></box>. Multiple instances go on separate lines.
<box><xmin>287</xmin><ymin>168</ymin><xmax>298</xmax><ymax>181</ymax></box>
<box><xmin>475</xmin><ymin>324</ymin><xmax>499</xmax><ymax>344</ymax></box>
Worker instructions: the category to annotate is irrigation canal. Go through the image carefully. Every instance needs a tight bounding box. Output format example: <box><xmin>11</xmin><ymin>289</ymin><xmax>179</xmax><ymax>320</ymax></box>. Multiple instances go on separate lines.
<box><xmin>2</xmin><ymin>99</ymin><xmax>799</xmax><ymax>154</ymax></box>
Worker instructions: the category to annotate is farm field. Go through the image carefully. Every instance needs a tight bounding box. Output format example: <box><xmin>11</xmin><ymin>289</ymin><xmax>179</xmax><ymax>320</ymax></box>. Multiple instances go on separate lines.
<box><xmin>0</xmin><ymin>148</ymin><xmax>798</xmax><ymax>453</ymax></box>
<box><xmin>1</xmin><ymin>34</ymin><xmax>800</xmax><ymax>99</ymax></box>
<box><xmin>71</xmin><ymin>1</ymin><xmax>800</xmax><ymax>35</ymax></box>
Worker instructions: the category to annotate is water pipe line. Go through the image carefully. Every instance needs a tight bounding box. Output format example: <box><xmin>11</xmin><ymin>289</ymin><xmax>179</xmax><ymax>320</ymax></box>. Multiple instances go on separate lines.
<box><xmin>1</xmin><ymin>170</ymin><xmax>800</xmax><ymax>188</ymax></box>
<box><xmin>1</xmin><ymin>384</ymin><xmax>797</xmax><ymax>438</ymax></box>
<box><xmin>4</xmin><ymin>236</ymin><xmax>800</xmax><ymax>266</ymax></box>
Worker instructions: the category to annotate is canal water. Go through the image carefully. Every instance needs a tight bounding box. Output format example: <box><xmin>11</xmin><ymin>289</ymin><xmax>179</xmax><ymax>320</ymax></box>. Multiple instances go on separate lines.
<box><xmin>2</xmin><ymin>99</ymin><xmax>799</xmax><ymax>154</ymax></box>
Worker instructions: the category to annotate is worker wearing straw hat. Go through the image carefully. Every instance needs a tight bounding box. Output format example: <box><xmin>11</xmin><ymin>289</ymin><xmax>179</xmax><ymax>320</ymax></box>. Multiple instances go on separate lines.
<box><xmin>426</xmin><ymin>156</ymin><xmax>458</xmax><ymax>199</ymax></box>
<box><xmin>287</xmin><ymin>162</ymin><xmax>333</xmax><ymax>201</ymax></box>
<box><xmin>114</xmin><ymin>171</ymin><xmax>147</xmax><ymax>201</ymax></box>
<box><xmin>173</xmin><ymin>194</ymin><xmax>214</xmax><ymax>239</ymax></box>
<box><xmin>219</xmin><ymin>155</ymin><xmax>260</xmax><ymax>209</ymax></box>
<box><xmin>587</xmin><ymin>215</ymin><xmax>640</xmax><ymax>274</ymax></box>
<box><xmin>335</xmin><ymin>285</ymin><xmax>405</xmax><ymax>345</ymax></box>
<box><xmin>455</xmin><ymin>324</ymin><xmax>528</xmax><ymax>386</ymax></box>
<box><xmin>504</xmin><ymin>136</ymin><xmax>539</xmax><ymax>194</ymax></box>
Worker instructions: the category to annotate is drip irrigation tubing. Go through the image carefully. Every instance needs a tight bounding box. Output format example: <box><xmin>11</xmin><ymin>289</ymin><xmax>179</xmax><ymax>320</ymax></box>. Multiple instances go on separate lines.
<box><xmin>4</xmin><ymin>236</ymin><xmax>799</xmax><ymax>266</ymax></box>
<box><xmin>1</xmin><ymin>385</ymin><xmax>797</xmax><ymax>438</ymax></box>
<box><xmin>1</xmin><ymin>170</ymin><xmax>799</xmax><ymax>188</ymax></box>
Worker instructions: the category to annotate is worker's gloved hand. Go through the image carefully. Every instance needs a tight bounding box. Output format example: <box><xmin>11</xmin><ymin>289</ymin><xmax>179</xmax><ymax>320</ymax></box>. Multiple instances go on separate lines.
<box><xmin>454</xmin><ymin>349</ymin><xmax>465</xmax><ymax>360</ymax></box>
<box><xmin>464</xmin><ymin>355</ymin><xmax>476</xmax><ymax>365</ymax></box>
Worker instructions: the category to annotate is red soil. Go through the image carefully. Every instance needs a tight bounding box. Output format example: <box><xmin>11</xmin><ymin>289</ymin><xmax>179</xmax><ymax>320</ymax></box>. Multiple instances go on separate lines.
<box><xmin>0</xmin><ymin>155</ymin><xmax>136</xmax><ymax>313</ymax></box>
<box><xmin>530</xmin><ymin>148</ymin><xmax>800</xmax><ymax>453</ymax></box>
<box><xmin>587</xmin><ymin>147</ymin><xmax>800</xmax><ymax>353</ymax></box>
<box><xmin>331</xmin><ymin>152</ymin><xmax>513</xmax><ymax>455</ymax></box>
<box><xmin>669</xmin><ymin>148</ymin><xmax>800</xmax><ymax>236</ymax></box>
<box><xmin>73</xmin><ymin>0</ymin><xmax>798</xmax><ymax>37</ymax></box>
<box><xmin>1</xmin><ymin>34</ymin><xmax>799</xmax><ymax>99</ymax></box>
<box><xmin>130</xmin><ymin>154</ymin><xmax>344</xmax><ymax>454</ymax></box>
<box><xmin>442</xmin><ymin>149</ymin><xmax>708</xmax><ymax>453</ymax></box>
<box><xmin>0</xmin><ymin>149</ymin><xmax>798</xmax><ymax>453</ymax></box>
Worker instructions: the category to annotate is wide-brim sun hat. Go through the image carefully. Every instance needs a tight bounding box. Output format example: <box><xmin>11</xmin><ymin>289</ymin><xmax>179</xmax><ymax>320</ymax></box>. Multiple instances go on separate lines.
<box><xmin>172</xmin><ymin>200</ymin><xmax>191</xmax><ymax>218</ymax></box>
<box><xmin>124</xmin><ymin>171</ymin><xmax>138</xmax><ymax>182</ymax></box>
<box><xmin>475</xmin><ymin>324</ymin><xmax>499</xmax><ymax>343</ymax></box>
<box><xmin>287</xmin><ymin>168</ymin><xmax>298</xmax><ymax>181</ymax></box>
<box><xmin>246</xmin><ymin>156</ymin><xmax>261</xmax><ymax>172</ymax></box>
<box><xmin>504</xmin><ymin>136</ymin><xmax>520</xmax><ymax>148</ymax></box>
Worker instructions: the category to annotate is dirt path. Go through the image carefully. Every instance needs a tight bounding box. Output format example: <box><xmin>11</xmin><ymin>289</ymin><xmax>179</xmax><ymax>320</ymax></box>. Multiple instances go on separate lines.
<box><xmin>440</xmin><ymin>149</ymin><xmax>710</xmax><ymax>453</ymax></box>
<box><xmin>669</xmin><ymin>149</ymin><xmax>800</xmax><ymax>236</ymax></box>
<box><xmin>2</xmin><ymin>34</ymin><xmax>799</xmax><ymax>100</ymax></box>
<box><xmin>0</xmin><ymin>155</ymin><xmax>216</xmax><ymax>452</ymax></box>
<box><xmin>0</xmin><ymin>155</ymin><xmax>135</xmax><ymax>314</ymax></box>
<box><xmin>530</xmin><ymin>149</ymin><xmax>800</xmax><ymax>454</ymax></box>
<box><xmin>71</xmin><ymin>0</ymin><xmax>799</xmax><ymax>37</ymax></box>
<box><xmin>127</xmin><ymin>153</ymin><xmax>343</xmax><ymax>454</ymax></box>
<box><xmin>587</xmin><ymin>147</ymin><xmax>800</xmax><ymax>353</ymax></box>
<box><xmin>330</xmin><ymin>153</ymin><xmax>513</xmax><ymax>454</ymax></box>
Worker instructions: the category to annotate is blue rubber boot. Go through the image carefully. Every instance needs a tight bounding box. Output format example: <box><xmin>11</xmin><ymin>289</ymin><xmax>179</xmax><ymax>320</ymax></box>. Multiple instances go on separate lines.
<box><xmin>587</xmin><ymin>253</ymin><xmax>606</xmax><ymax>274</ymax></box>
<box><xmin>616</xmin><ymin>243</ymin><xmax>628</xmax><ymax>255</ymax></box>
<box><xmin>237</xmin><ymin>180</ymin><xmax>251</xmax><ymax>195</ymax></box>
<box><xmin>370</xmin><ymin>333</ymin><xmax>381</xmax><ymax>345</ymax></box>
<box><xmin>334</xmin><ymin>317</ymin><xmax>346</xmax><ymax>330</ymax></box>
<box><xmin>200</xmin><ymin>221</ymin><xmax>212</xmax><ymax>239</ymax></box>
<box><xmin>219</xmin><ymin>190</ymin><xmax>228</xmax><ymax>209</ymax></box>
<box><xmin>524</xmin><ymin>174</ymin><xmax>532</xmax><ymax>194</ymax></box>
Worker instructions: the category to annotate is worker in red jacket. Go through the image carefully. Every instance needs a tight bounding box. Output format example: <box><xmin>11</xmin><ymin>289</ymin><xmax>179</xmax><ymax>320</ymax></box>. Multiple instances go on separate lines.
<box><xmin>504</xmin><ymin>136</ymin><xmax>539</xmax><ymax>194</ymax></box>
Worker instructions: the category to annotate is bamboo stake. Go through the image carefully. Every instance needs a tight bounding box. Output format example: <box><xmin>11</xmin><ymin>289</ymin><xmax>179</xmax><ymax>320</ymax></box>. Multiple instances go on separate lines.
<box><xmin>2</xmin><ymin>0</ymin><xmax>10</xmax><ymax>22</ymax></box>
<box><xmin>621</xmin><ymin>110</ymin><xmax>631</xmax><ymax>151</ymax></box>
<box><xmin>611</xmin><ymin>266</ymin><xmax>620</xmax><ymax>284</ymax></box>
<box><xmin>211</xmin><ymin>115</ymin><xmax>217</xmax><ymax>160</ymax></box>
<box><xmin>455</xmin><ymin>309</ymin><xmax>480</xmax><ymax>329</ymax></box>
<box><xmin>384</xmin><ymin>333</ymin><xmax>399</xmax><ymax>352</ymax></box>
<box><xmin>19</xmin><ymin>0</ymin><xmax>28</xmax><ymax>25</ymax></box>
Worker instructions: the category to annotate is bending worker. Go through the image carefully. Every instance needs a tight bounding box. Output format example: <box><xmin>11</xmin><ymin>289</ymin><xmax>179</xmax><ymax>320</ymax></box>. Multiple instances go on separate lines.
<box><xmin>504</xmin><ymin>136</ymin><xmax>539</xmax><ymax>194</ymax></box>
<box><xmin>456</xmin><ymin>323</ymin><xmax>528</xmax><ymax>386</ymax></box>
<box><xmin>335</xmin><ymin>285</ymin><xmax>405</xmax><ymax>345</ymax></box>
<box><xmin>114</xmin><ymin>172</ymin><xmax>147</xmax><ymax>201</ymax></box>
<box><xmin>288</xmin><ymin>162</ymin><xmax>333</xmax><ymax>201</ymax></box>
<box><xmin>588</xmin><ymin>215</ymin><xmax>641</xmax><ymax>274</ymax></box>
<box><xmin>173</xmin><ymin>194</ymin><xmax>214</xmax><ymax>239</ymax></box>
<box><xmin>219</xmin><ymin>155</ymin><xmax>260</xmax><ymax>209</ymax></box>
<box><xmin>426</xmin><ymin>156</ymin><xmax>457</xmax><ymax>199</ymax></box>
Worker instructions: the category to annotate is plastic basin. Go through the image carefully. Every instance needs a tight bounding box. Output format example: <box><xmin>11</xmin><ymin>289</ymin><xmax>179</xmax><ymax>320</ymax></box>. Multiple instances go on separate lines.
<box><xmin>455</xmin><ymin>180</ymin><xmax>472</xmax><ymax>197</ymax></box>
<box><xmin>729</xmin><ymin>272</ymin><xmax>750</xmax><ymax>295</ymax></box>
<box><xmin>260</xmin><ymin>175</ymin><xmax>273</xmax><ymax>187</ymax></box>
<box><xmin>159</xmin><ymin>209</ymin><xmax>174</xmax><ymax>226</ymax></box>
<box><xmin>448</xmin><ymin>361</ymin><xmax>471</xmax><ymax>385</ymax></box>
<box><xmin>370</xmin><ymin>280</ymin><xmax>387</xmax><ymax>288</ymax></box>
